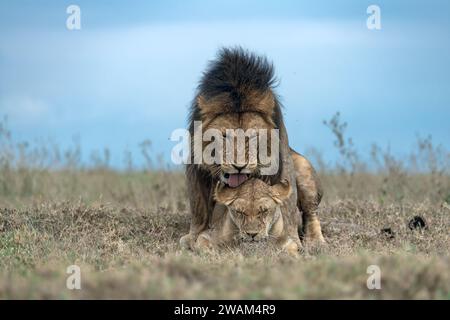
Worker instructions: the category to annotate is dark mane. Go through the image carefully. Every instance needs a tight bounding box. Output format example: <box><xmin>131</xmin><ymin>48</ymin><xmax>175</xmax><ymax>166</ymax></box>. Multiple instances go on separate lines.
<box><xmin>189</xmin><ymin>47</ymin><xmax>282</xmax><ymax>129</ymax></box>
<box><xmin>199</xmin><ymin>47</ymin><xmax>276</xmax><ymax>99</ymax></box>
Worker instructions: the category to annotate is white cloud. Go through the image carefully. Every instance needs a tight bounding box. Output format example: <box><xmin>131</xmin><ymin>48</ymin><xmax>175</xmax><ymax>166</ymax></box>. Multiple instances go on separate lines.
<box><xmin>0</xmin><ymin>96</ymin><xmax>49</xmax><ymax>123</ymax></box>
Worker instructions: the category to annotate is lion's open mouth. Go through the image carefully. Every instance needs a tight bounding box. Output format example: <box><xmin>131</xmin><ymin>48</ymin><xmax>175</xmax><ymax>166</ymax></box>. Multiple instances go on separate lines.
<box><xmin>224</xmin><ymin>173</ymin><xmax>249</xmax><ymax>188</ymax></box>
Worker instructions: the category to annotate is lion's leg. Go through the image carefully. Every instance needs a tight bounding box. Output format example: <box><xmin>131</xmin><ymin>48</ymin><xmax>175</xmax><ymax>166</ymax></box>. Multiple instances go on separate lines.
<box><xmin>180</xmin><ymin>165</ymin><xmax>214</xmax><ymax>250</ymax></box>
<box><xmin>290</xmin><ymin>149</ymin><xmax>325</xmax><ymax>243</ymax></box>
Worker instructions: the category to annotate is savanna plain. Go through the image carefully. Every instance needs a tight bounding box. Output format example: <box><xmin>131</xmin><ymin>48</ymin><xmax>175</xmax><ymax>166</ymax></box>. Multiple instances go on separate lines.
<box><xmin>0</xmin><ymin>115</ymin><xmax>449</xmax><ymax>299</ymax></box>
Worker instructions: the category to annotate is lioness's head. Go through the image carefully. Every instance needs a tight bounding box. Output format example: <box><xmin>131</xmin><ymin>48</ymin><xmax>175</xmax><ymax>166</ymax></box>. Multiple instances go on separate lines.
<box><xmin>214</xmin><ymin>178</ymin><xmax>291</xmax><ymax>242</ymax></box>
<box><xmin>191</xmin><ymin>48</ymin><xmax>282</xmax><ymax>188</ymax></box>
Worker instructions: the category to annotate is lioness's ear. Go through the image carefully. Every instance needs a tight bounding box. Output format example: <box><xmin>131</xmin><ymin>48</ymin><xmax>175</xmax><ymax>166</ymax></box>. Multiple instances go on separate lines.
<box><xmin>214</xmin><ymin>182</ymin><xmax>237</xmax><ymax>206</ymax></box>
<box><xmin>270</xmin><ymin>179</ymin><xmax>291</xmax><ymax>204</ymax></box>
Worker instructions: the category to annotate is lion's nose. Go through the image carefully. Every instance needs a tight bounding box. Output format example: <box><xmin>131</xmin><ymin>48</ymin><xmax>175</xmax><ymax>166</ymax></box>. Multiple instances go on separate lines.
<box><xmin>246</xmin><ymin>232</ymin><xmax>258</xmax><ymax>239</ymax></box>
<box><xmin>232</xmin><ymin>164</ymin><xmax>246</xmax><ymax>171</ymax></box>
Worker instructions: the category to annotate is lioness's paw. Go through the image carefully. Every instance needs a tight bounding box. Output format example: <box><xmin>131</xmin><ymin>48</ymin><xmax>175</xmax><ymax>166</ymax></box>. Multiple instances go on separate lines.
<box><xmin>281</xmin><ymin>238</ymin><xmax>300</xmax><ymax>258</ymax></box>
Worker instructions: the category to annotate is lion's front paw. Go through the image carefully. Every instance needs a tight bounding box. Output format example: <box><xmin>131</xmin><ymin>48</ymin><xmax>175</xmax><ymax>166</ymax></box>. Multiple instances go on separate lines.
<box><xmin>303</xmin><ymin>220</ymin><xmax>326</xmax><ymax>244</ymax></box>
<box><xmin>179</xmin><ymin>233</ymin><xmax>195</xmax><ymax>250</ymax></box>
<box><xmin>194</xmin><ymin>232</ymin><xmax>215</xmax><ymax>252</ymax></box>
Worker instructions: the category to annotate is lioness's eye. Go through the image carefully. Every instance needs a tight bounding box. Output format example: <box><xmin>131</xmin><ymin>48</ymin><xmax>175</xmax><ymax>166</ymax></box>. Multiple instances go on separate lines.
<box><xmin>260</xmin><ymin>208</ymin><xmax>268</xmax><ymax>214</ymax></box>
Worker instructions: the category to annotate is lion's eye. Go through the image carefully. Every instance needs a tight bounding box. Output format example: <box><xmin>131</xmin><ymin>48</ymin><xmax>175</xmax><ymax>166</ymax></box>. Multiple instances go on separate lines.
<box><xmin>260</xmin><ymin>208</ymin><xmax>269</xmax><ymax>214</ymax></box>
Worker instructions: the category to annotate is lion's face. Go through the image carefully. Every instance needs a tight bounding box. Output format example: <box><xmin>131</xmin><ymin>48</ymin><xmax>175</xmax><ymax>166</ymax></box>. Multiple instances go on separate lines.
<box><xmin>214</xmin><ymin>179</ymin><xmax>291</xmax><ymax>242</ymax></box>
<box><xmin>197</xmin><ymin>92</ymin><xmax>277</xmax><ymax>187</ymax></box>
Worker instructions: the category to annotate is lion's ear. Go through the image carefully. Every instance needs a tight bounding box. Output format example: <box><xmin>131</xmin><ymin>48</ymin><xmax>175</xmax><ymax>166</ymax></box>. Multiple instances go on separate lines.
<box><xmin>214</xmin><ymin>182</ymin><xmax>237</xmax><ymax>206</ymax></box>
<box><xmin>197</xmin><ymin>94</ymin><xmax>231</xmax><ymax>117</ymax></box>
<box><xmin>197</xmin><ymin>95</ymin><xmax>208</xmax><ymax>111</ymax></box>
<box><xmin>241</xmin><ymin>90</ymin><xmax>276</xmax><ymax>115</ymax></box>
<box><xmin>197</xmin><ymin>95</ymin><xmax>216</xmax><ymax>116</ymax></box>
<box><xmin>255</xmin><ymin>90</ymin><xmax>275</xmax><ymax>114</ymax></box>
<box><xmin>270</xmin><ymin>179</ymin><xmax>291</xmax><ymax>204</ymax></box>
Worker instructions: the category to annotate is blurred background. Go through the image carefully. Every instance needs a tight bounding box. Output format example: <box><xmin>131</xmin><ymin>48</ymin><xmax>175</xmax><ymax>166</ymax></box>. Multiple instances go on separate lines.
<box><xmin>0</xmin><ymin>0</ymin><xmax>449</xmax><ymax>169</ymax></box>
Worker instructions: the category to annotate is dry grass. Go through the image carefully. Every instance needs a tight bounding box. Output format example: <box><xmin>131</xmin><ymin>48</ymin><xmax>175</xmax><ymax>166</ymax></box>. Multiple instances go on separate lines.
<box><xmin>0</xmin><ymin>170</ymin><xmax>449</xmax><ymax>299</ymax></box>
<box><xmin>0</xmin><ymin>116</ymin><xmax>449</xmax><ymax>299</ymax></box>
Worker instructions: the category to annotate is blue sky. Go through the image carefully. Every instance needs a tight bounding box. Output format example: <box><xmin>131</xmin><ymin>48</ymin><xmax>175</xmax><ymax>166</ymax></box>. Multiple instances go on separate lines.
<box><xmin>1</xmin><ymin>0</ymin><xmax>449</xmax><ymax>168</ymax></box>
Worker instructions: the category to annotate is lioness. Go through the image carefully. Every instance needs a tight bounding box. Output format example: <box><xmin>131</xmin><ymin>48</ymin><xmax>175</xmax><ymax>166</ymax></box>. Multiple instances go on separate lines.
<box><xmin>194</xmin><ymin>179</ymin><xmax>301</xmax><ymax>257</ymax></box>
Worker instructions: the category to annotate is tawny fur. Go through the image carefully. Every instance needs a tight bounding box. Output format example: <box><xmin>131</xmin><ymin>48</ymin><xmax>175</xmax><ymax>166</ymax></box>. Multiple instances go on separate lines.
<box><xmin>180</xmin><ymin>47</ymin><xmax>325</xmax><ymax>251</ymax></box>
<box><xmin>194</xmin><ymin>179</ymin><xmax>301</xmax><ymax>257</ymax></box>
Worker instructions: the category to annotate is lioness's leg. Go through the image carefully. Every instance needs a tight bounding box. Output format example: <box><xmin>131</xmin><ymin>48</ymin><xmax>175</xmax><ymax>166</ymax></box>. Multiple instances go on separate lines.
<box><xmin>290</xmin><ymin>149</ymin><xmax>325</xmax><ymax>243</ymax></box>
<box><xmin>180</xmin><ymin>165</ymin><xmax>215</xmax><ymax>250</ymax></box>
<box><xmin>276</xmin><ymin>236</ymin><xmax>300</xmax><ymax>258</ymax></box>
<box><xmin>194</xmin><ymin>209</ymin><xmax>237</xmax><ymax>252</ymax></box>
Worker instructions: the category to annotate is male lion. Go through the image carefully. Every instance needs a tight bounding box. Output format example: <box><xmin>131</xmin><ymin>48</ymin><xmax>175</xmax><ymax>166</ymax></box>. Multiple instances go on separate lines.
<box><xmin>180</xmin><ymin>47</ymin><xmax>324</xmax><ymax>250</ymax></box>
<box><xmin>194</xmin><ymin>178</ymin><xmax>301</xmax><ymax>257</ymax></box>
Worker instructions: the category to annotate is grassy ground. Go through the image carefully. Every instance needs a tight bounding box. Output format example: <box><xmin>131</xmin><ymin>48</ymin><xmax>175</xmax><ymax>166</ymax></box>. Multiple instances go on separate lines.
<box><xmin>1</xmin><ymin>115</ymin><xmax>449</xmax><ymax>299</ymax></box>
<box><xmin>0</xmin><ymin>170</ymin><xmax>449</xmax><ymax>299</ymax></box>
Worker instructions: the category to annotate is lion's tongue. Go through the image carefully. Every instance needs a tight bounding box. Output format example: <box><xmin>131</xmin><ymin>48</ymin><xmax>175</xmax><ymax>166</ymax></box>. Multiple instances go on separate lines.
<box><xmin>228</xmin><ymin>174</ymin><xmax>248</xmax><ymax>188</ymax></box>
